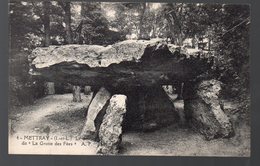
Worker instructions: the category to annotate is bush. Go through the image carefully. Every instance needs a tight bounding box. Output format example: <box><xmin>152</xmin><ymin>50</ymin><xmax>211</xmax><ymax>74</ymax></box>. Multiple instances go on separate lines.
<box><xmin>9</xmin><ymin>51</ymin><xmax>45</xmax><ymax>110</ymax></box>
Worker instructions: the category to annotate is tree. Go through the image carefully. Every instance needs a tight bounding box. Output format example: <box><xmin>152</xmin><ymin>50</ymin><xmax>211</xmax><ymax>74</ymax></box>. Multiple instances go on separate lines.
<box><xmin>138</xmin><ymin>3</ymin><xmax>147</xmax><ymax>39</ymax></box>
<box><xmin>80</xmin><ymin>2</ymin><xmax>125</xmax><ymax>45</ymax></box>
<box><xmin>9</xmin><ymin>1</ymin><xmax>43</xmax><ymax>52</ymax></box>
<box><xmin>58</xmin><ymin>1</ymin><xmax>73</xmax><ymax>44</ymax></box>
<box><xmin>9</xmin><ymin>2</ymin><xmax>250</xmax><ymax>112</ymax></box>
<box><xmin>57</xmin><ymin>1</ymin><xmax>82</xmax><ymax>101</ymax></box>
<box><xmin>42</xmin><ymin>1</ymin><xmax>51</xmax><ymax>46</ymax></box>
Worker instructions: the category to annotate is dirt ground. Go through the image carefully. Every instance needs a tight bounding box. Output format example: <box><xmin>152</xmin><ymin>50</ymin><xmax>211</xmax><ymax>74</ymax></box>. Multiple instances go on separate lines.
<box><xmin>8</xmin><ymin>93</ymin><xmax>250</xmax><ymax>156</ymax></box>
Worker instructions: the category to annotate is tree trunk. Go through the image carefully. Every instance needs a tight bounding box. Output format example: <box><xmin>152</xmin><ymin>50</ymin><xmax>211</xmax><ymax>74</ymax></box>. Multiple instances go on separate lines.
<box><xmin>138</xmin><ymin>3</ymin><xmax>146</xmax><ymax>39</ymax></box>
<box><xmin>72</xmin><ymin>86</ymin><xmax>81</xmax><ymax>102</ymax></box>
<box><xmin>208</xmin><ymin>37</ymin><xmax>211</xmax><ymax>51</ymax></box>
<box><xmin>165</xmin><ymin>4</ymin><xmax>184</xmax><ymax>45</ymax></box>
<box><xmin>175</xmin><ymin>82</ymin><xmax>183</xmax><ymax>100</ymax></box>
<box><xmin>74</xmin><ymin>21</ymin><xmax>83</xmax><ymax>44</ymax></box>
<box><xmin>43</xmin><ymin>1</ymin><xmax>51</xmax><ymax>46</ymax></box>
<box><xmin>64</xmin><ymin>2</ymin><xmax>72</xmax><ymax>44</ymax></box>
<box><xmin>192</xmin><ymin>37</ymin><xmax>196</xmax><ymax>48</ymax></box>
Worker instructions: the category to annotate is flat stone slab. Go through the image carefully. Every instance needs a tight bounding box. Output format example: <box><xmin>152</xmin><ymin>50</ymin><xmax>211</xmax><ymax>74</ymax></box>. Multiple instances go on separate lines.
<box><xmin>29</xmin><ymin>39</ymin><xmax>213</xmax><ymax>87</ymax></box>
<box><xmin>30</xmin><ymin>39</ymin><xmax>167</xmax><ymax>68</ymax></box>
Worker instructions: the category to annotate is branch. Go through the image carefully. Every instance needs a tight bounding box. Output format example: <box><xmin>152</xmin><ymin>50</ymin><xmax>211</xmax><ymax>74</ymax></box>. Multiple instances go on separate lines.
<box><xmin>35</xmin><ymin>27</ymin><xmax>45</xmax><ymax>35</ymax></box>
<box><xmin>166</xmin><ymin>9</ymin><xmax>175</xmax><ymax>15</ymax></box>
<box><xmin>57</xmin><ymin>0</ymin><xmax>66</xmax><ymax>10</ymax></box>
<box><xmin>221</xmin><ymin>17</ymin><xmax>250</xmax><ymax>36</ymax></box>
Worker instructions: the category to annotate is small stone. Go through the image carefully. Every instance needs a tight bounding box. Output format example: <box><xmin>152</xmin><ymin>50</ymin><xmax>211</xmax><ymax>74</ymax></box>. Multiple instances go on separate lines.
<box><xmin>72</xmin><ymin>86</ymin><xmax>82</xmax><ymax>102</ymax></box>
<box><xmin>84</xmin><ymin>86</ymin><xmax>92</xmax><ymax>95</ymax></box>
<box><xmin>44</xmin><ymin>82</ymin><xmax>55</xmax><ymax>95</ymax></box>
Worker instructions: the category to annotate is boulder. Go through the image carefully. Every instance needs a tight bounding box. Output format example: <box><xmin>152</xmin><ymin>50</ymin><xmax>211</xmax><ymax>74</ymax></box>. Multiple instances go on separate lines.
<box><xmin>183</xmin><ymin>79</ymin><xmax>234</xmax><ymax>140</ymax></box>
<box><xmin>29</xmin><ymin>39</ymin><xmax>213</xmax><ymax>87</ymax></box>
<box><xmin>30</xmin><ymin>39</ymin><xmax>167</xmax><ymax>68</ymax></box>
<box><xmin>97</xmin><ymin>95</ymin><xmax>127</xmax><ymax>155</ymax></box>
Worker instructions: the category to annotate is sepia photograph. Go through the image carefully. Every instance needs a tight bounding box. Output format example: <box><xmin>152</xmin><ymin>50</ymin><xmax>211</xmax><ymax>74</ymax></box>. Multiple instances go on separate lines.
<box><xmin>8</xmin><ymin>0</ymin><xmax>250</xmax><ymax>156</ymax></box>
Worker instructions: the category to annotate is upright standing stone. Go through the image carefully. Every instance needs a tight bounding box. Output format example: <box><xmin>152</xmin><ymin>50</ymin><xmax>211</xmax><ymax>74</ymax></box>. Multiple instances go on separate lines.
<box><xmin>142</xmin><ymin>86</ymin><xmax>179</xmax><ymax>130</ymax></box>
<box><xmin>44</xmin><ymin>82</ymin><xmax>55</xmax><ymax>95</ymax></box>
<box><xmin>80</xmin><ymin>87</ymin><xmax>111</xmax><ymax>140</ymax></box>
<box><xmin>84</xmin><ymin>86</ymin><xmax>92</xmax><ymax>95</ymax></box>
<box><xmin>183</xmin><ymin>79</ymin><xmax>234</xmax><ymax>140</ymax></box>
<box><xmin>97</xmin><ymin>95</ymin><xmax>127</xmax><ymax>155</ymax></box>
<box><xmin>72</xmin><ymin>85</ymin><xmax>82</xmax><ymax>102</ymax></box>
<box><xmin>124</xmin><ymin>86</ymin><xmax>179</xmax><ymax>131</ymax></box>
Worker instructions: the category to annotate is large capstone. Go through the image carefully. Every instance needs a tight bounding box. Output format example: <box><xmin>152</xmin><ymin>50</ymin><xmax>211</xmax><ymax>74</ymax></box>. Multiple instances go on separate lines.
<box><xmin>29</xmin><ymin>39</ymin><xmax>213</xmax><ymax>87</ymax></box>
<box><xmin>29</xmin><ymin>39</ymin><xmax>168</xmax><ymax>68</ymax></box>
<box><xmin>97</xmin><ymin>95</ymin><xmax>127</xmax><ymax>155</ymax></box>
<box><xmin>183</xmin><ymin>79</ymin><xmax>234</xmax><ymax>140</ymax></box>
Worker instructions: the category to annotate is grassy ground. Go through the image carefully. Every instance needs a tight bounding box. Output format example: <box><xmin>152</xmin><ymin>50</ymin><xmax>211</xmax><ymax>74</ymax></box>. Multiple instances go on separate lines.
<box><xmin>9</xmin><ymin>94</ymin><xmax>250</xmax><ymax>156</ymax></box>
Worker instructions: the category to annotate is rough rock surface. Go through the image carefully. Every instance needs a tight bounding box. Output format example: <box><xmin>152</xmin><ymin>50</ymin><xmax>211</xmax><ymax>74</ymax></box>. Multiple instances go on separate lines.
<box><xmin>29</xmin><ymin>39</ymin><xmax>213</xmax><ymax>87</ymax></box>
<box><xmin>183</xmin><ymin>79</ymin><xmax>234</xmax><ymax>140</ymax></box>
<box><xmin>30</xmin><ymin>39</ymin><xmax>166</xmax><ymax>68</ymax></box>
<box><xmin>97</xmin><ymin>95</ymin><xmax>127</xmax><ymax>155</ymax></box>
<box><xmin>80</xmin><ymin>87</ymin><xmax>111</xmax><ymax>140</ymax></box>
